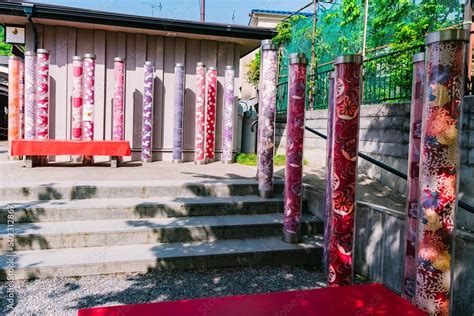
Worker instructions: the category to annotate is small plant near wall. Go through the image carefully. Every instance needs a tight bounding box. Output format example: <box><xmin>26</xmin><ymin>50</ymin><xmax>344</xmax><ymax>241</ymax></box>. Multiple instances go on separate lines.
<box><xmin>235</xmin><ymin>153</ymin><xmax>309</xmax><ymax>166</ymax></box>
<box><xmin>245</xmin><ymin>50</ymin><xmax>260</xmax><ymax>89</ymax></box>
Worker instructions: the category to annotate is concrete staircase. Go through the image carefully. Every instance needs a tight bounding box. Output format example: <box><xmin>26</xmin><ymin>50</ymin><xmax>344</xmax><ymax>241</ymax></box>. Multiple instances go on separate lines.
<box><xmin>0</xmin><ymin>179</ymin><xmax>323</xmax><ymax>279</ymax></box>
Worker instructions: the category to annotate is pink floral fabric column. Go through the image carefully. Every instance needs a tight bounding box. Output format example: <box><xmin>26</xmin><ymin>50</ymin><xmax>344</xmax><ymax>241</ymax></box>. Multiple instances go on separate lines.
<box><xmin>82</xmin><ymin>53</ymin><xmax>96</xmax><ymax>163</ymax></box>
<box><xmin>113</xmin><ymin>57</ymin><xmax>125</xmax><ymax>141</ymax></box>
<box><xmin>195</xmin><ymin>62</ymin><xmax>207</xmax><ymax>164</ymax></box>
<box><xmin>283</xmin><ymin>53</ymin><xmax>307</xmax><ymax>243</ymax></box>
<box><xmin>24</xmin><ymin>51</ymin><xmax>36</xmax><ymax>140</ymax></box>
<box><xmin>327</xmin><ymin>55</ymin><xmax>362</xmax><ymax>287</ymax></box>
<box><xmin>257</xmin><ymin>40</ymin><xmax>278</xmax><ymax>198</ymax></box>
<box><xmin>205</xmin><ymin>66</ymin><xmax>217</xmax><ymax>162</ymax></box>
<box><xmin>8</xmin><ymin>56</ymin><xmax>21</xmax><ymax>157</ymax></box>
<box><xmin>402</xmin><ymin>52</ymin><xmax>425</xmax><ymax>302</ymax></box>
<box><xmin>36</xmin><ymin>49</ymin><xmax>50</xmax><ymax>140</ymax></box>
<box><xmin>415</xmin><ymin>29</ymin><xmax>468</xmax><ymax>316</ymax></box>
<box><xmin>72</xmin><ymin>56</ymin><xmax>83</xmax><ymax>142</ymax></box>
<box><xmin>19</xmin><ymin>59</ymin><xmax>25</xmax><ymax>139</ymax></box>
<box><xmin>324</xmin><ymin>71</ymin><xmax>336</xmax><ymax>269</ymax></box>
<box><xmin>142</xmin><ymin>61</ymin><xmax>154</xmax><ymax>162</ymax></box>
<box><xmin>222</xmin><ymin>65</ymin><xmax>235</xmax><ymax>164</ymax></box>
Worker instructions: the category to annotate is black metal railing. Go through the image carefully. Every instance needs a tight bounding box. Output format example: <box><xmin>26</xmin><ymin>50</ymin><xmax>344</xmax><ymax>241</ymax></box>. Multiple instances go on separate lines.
<box><xmin>304</xmin><ymin>126</ymin><xmax>474</xmax><ymax>214</ymax></box>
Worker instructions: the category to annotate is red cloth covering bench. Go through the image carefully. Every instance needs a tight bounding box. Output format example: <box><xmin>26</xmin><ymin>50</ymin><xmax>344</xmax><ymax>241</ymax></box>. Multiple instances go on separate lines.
<box><xmin>11</xmin><ymin>139</ymin><xmax>131</xmax><ymax>168</ymax></box>
<box><xmin>77</xmin><ymin>283</ymin><xmax>426</xmax><ymax>316</ymax></box>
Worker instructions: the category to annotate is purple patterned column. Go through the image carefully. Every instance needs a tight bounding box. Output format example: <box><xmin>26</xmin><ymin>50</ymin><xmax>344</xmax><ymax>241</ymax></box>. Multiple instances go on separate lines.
<box><xmin>19</xmin><ymin>59</ymin><xmax>25</xmax><ymax>139</ymax></box>
<box><xmin>195</xmin><ymin>62</ymin><xmax>207</xmax><ymax>164</ymax></box>
<box><xmin>323</xmin><ymin>71</ymin><xmax>336</xmax><ymax>268</ymax></box>
<box><xmin>113</xmin><ymin>57</ymin><xmax>125</xmax><ymax>141</ymax></box>
<box><xmin>8</xmin><ymin>56</ymin><xmax>20</xmax><ymax>158</ymax></box>
<box><xmin>173</xmin><ymin>63</ymin><xmax>185</xmax><ymax>163</ymax></box>
<box><xmin>222</xmin><ymin>65</ymin><xmax>235</xmax><ymax>164</ymax></box>
<box><xmin>83</xmin><ymin>53</ymin><xmax>96</xmax><ymax>164</ymax></box>
<box><xmin>24</xmin><ymin>51</ymin><xmax>37</xmax><ymax>140</ymax></box>
<box><xmin>402</xmin><ymin>52</ymin><xmax>425</xmax><ymax>302</ymax></box>
<box><xmin>283</xmin><ymin>53</ymin><xmax>307</xmax><ymax>243</ymax></box>
<box><xmin>327</xmin><ymin>54</ymin><xmax>362</xmax><ymax>287</ymax></box>
<box><xmin>36</xmin><ymin>49</ymin><xmax>50</xmax><ymax>140</ymax></box>
<box><xmin>415</xmin><ymin>29</ymin><xmax>468</xmax><ymax>316</ymax></box>
<box><xmin>257</xmin><ymin>39</ymin><xmax>278</xmax><ymax>198</ymax></box>
<box><xmin>142</xmin><ymin>61</ymin><xmax>154</xmax><ymax>163</ymax></box>
<box><xmin>205</xmin><ymin>66</ymin><xmax>217</xmax><ymax>162</ymax></box>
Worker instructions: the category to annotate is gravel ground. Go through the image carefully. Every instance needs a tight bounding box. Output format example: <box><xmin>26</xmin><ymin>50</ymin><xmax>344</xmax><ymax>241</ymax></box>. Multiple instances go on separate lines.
<box><xmin>1</xmin><ymin>266</ymin><xmax>326</xmax><ymax>315</ymax></box>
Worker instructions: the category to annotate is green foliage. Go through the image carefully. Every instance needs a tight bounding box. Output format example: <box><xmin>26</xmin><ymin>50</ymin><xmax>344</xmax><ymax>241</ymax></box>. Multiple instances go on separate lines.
<box><xmin>0</xmin><ymin>26</ymin><xmax>12</xmax><ymax>56</ymax></box>
<box><xmin>273</xmin><ymin>15</ymin><xmax>308</xmax><ymax>47</ymax></box>
<box><xmin>235</xmin><ymin>153</ymin><xmax>308</xmax><ymax>166</ymax></box>
<box><xmin>245</xmin><ymin>50</ymin><xmax>260</xmax><ymax>89</ymax></box>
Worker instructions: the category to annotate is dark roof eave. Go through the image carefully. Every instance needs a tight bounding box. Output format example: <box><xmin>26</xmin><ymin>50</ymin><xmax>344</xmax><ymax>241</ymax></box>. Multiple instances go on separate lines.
<box><xmin>0</xmin><ymin>2</ymin><xmax>276</xmax><ymax>40</ymax></box>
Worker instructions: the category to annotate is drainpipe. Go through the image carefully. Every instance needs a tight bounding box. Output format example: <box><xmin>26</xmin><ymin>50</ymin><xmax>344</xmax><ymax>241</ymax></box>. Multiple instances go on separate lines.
<box><xmin>22</xmin><ymin>3</ymin><xmax>37</xmax><ymax>52</ymax></box>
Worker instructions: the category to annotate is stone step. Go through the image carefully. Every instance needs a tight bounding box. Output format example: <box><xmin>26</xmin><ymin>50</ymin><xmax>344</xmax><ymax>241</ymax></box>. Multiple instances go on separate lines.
<box><xmin>0</xmin><ymin>195</ymin><xmax>293</xmax><ymax>223</ymax></box>
<box><xmin>1</xmin><ymin>179</ymin><xmax>284</xmax><ymax>201</ymax></box>
<box><xmin>0</xmin><ymin>235</ymin><xmax>323</xmax><ymax>280</ymax></box>
<box><xmin>0</xmin><ymin>214</ymin><xmax>322</xmax><ymax>250</ymax></box>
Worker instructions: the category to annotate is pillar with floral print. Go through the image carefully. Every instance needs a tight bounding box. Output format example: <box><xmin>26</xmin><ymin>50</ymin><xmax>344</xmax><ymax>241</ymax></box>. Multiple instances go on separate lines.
<box><xmin>113</xmin><ymin>57</ymin><xmax>125</xmax><ymax>142</ymax></box>
<box><xmin>82</xmin><ymin>53</ymin><xmax>96</xmax><ymax>163</ymax></box>
<box><xmin>327</xmin><ymin>54</ymin><xmax>362</xmax><ymax>287</ymax></box>
<box><xmin>205</xmin><ymin>66</ymin><xmax>217</xmax><ymax>162</ymax></box>
<box><xmin>222</xmin><ymin>65</ymin><xmax>235</xmax><ymax>164</ymax></box>
<box><xmin>24</xmin><ymin>51</ymin><xmax>36</xmax><ymax>140</ymax></box>
<box><xmin>415</xmin><ymin>29</ymin><xmax>468</xmax><ymax>316</ymax></box>
<box><xmin>142</xmin><ymin>61</ymin><xmax>154</xmax><ymax>162</ymax></box>
<box><xmin>195</xmin><ymin>62</ymin><xmax>207</xmax><ymax>164</ymax></box>
<box><xmin>173</xmin><ymin>63</ymin><xmax>185</xmax><ymax>163</ymax></box>
<box><xmin>8</xmin><ymin>56</ymin><xmax>21</xmax><ymax>158</ymax></box>
<box><xmin>36</xmin><ymin>49</ymin><xmax>50</xmax><ymax>140</ymax></box>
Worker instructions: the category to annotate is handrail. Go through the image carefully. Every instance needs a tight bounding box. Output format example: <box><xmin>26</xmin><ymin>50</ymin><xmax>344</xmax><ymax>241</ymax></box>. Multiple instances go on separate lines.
<box><xmin>304</xmin><ymin>126</ymin><xmax>474</xmax><ymax>214</ymax></box>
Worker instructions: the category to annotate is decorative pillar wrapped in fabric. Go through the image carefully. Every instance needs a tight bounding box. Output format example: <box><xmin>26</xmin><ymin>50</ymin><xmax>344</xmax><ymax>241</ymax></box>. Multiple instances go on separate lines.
<box><xmin>222</xmin><ymin>65</ymin><xmax>235</xmax><ymax>164</ymax></box>
<box><xmin>8</xmin><ymin>56</ymin><xmax>21</xmax><ymax>158</ymax></box>
<box><xmin>172</xmin><ymin>63</ymin><xmax>185</xmax><ymax>163</ymax></box>
<box><xmin>113</xmin><ymin>57</ymin><xmax>125</xmax><ymax>141</ymax></box>
<box><xmin>283</xmin><ymin>53</ymin><xmax>307</xmax><ymax>243</ymax></box>
<box><xmin>402</xmin><ymin>52</ymin><xmax>425</xmax><ymax>302</ymax></box>
<box><xmin>142</xmin><ymin>61</ymin><xmax>154</xmax><ymax>163</ymax></box>
<box><xmin>71</xmin><ymin>56</ymin><xmax>83</xmax><ymax>163</ymax></box>
<box><xmin>205</xmin><ymin>66</ymin><xmax>217</xmax><ymax>162</ymax></box>
<box><xmin>36</xmin><ymin>49</ymin><xmax>50</xmax><ymax>140</ymax></box>
<box><xmin>194</xmin><ymin>62</ymin><xmax>207</xmax><ymax>164</ymax></box>
<box><xmin>323</xmin><ymin>71</ymin><xmax>336</xmax><ymax>269</ymax></box>
<box><xmin>19</xmin><ymin>59</ymin><xmax>25</xmax><ymax>139</ymax></box>
<box><xmin>82</xmin><ymin>53</ymin><xmax>96</xmax><ymax>163</ymax></box>
<box><xmin>327</xmin><ymin>54</ymin><xmax>362</xmax><ymax>287</ymax></box>
<box><xmin>24</xmin><ymin>51</ymin><xmax>37</xmax><ymax>140</ymax></box>
<box><xmin>257</xmin><ymin>39</ymin><xmax>278</xmax><ymax>198</ymax></box>
<box><xmin>415</xmin><ymin>29</ymin><xmax>468</xmax><ymax>316</ymax></box>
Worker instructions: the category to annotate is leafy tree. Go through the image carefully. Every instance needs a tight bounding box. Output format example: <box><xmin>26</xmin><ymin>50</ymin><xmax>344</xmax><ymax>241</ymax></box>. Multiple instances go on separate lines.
<box><xmin>0</xmin><ymin>26</ymin><xmax>12</xmax><ymax>55</ymax></box>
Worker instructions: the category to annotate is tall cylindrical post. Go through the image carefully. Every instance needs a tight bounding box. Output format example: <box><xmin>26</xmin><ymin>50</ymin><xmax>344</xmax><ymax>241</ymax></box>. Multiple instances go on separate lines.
<box><xmin>8</xmin><ymin>56</ymin><xmax>21</xmax><ymax>158</ymax></box>
<box><xmin>113</xmin><ymin>57</ymin><xmax>125</xmax><ymax>141</ymax></box>
<box><xmin>172</xmin><ymin>63</ymin><xmax>185</xmax><ymax>163</ymax></box>
<box><xmin>19</xmin><ymin>59</ymin><xmax>25</xmax><ymax>139</ymax></box>
<box><xmin>195</xmin><ymin>62</ymin><xmax>207</xmax><ymax>164</ymax></box>
<box><xmin>142</xmin><ymin>61</ymin><xmax>154</xmax><ymax>163</ymax></box>
<box><xmin>71</xmin><ymin>56</ymin><xmax>83</xmax><ymax>163</ymax></box>
<box><xmin>222</xmin><ymin>65</ymin><xmax>235</xmax><ymax>164</ymax></box>
<box><xmin>257</xmin><ymin>39</ymin><xmax>278</xmax><ymax>198</ymax></box>
<box><xmin>327</xmin><ymin>54</ymin><xmax>362</xmax><ymax>287</ymax></box>
<box><xmin>402</xmin><ymin>52</ymin><xmax>425</xmax><ymax>302</ymax></box>
<box><xmin>36</xmin><ymin>49</ymin><xmax>50</xmax><ymax>140</ymax></box>
<box><xmin>205</xmin><ymin>66</ymin><xmax>217</xmax><ymax>162</ymax></box>
<box><xmin>415</xmin><ymin>29</ymin><xmax>468</xmax><ymax>316</ymax></box>
<box><xmin>24</xmin><ymin>51</ymin><xmax>37</xmax><ymax>140</ymax></box>
<box><xmin>283</xmin><ymin>53</ymin><xmax>307</xmax><ymax>243</ymax></box>
<box><xmin>83</xmin><ymin>53</ymin><xmax>96</xmax><ymax>164</ymax></box>
<box><xmin>323</xmin><ymin>71</ymin><xmax>336</xmax><ymax>269</ymax></box>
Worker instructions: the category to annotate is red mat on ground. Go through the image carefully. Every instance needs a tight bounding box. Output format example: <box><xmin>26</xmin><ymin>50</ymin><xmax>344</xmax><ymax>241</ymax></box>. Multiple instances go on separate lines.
<box><xmin>11</xmin><ymin>139</ymin><xmax>131</xmax><ymax>156</ymax></box>
<box><xmin>77</xmin><ymin>283</ymin><xmax>426</xmax><ymax>316</ymax></box>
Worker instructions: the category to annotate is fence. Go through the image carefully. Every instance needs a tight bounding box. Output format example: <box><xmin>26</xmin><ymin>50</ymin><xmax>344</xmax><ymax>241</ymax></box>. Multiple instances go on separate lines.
<box><xmin>276</xmin><ymin>46</ymin><xmax>423</xmax><ymax>113</ymax></box>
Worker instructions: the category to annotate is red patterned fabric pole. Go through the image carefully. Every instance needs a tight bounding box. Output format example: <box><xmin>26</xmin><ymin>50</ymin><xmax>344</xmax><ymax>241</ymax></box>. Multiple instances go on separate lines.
<box><xmin>8</xmin><ymin>56</ymin><xmax>21</xmax><ymax>158</ymax></box>
<box><xmin>205</xmin><ymin>66</ymin><xmax>217</xmax><ymax>162</ymax></box>
<box><xmin>402</xmin><ymin>52</ymin><xmax>425</xmax><ymax>302</ymax></box>
<box><xmin>83</xmin><ymin>53</ymin><xmax>96</xmax><ymax>164</ymax></box>
<box><xmin>415</xmin><ymin>29</ymin><xmax>468</xmax><ymax>316</ymax></box>
<box><xmin>283</xmin><ymin>53</ymin><xmax>307</xmax><ymax>243</ymax></box>
<box><xmin>113</xmin><ymin>57</ymin><xmax>126</xmax><ymax>141</ymax></box>
<box><xmin>195</xmin><ymin>62</ymin><xmax>207</xmax><ymax>164</ymax></box>
<box><xmin>327</xmin><ymin>54</ymin><xmax>362</xmax><ymax>287</ymax></box>
<box><xmin>324</xmin><ymin>71</ymin><xmax>336</xmax><ymax>269</ymax></box>
<box><xmin>71</xmin><ymin>56</ymin><xmax>83</xmax><ymax>163</ymax></box>
<box><xmin>36</xmin><ymin>49</ymin><xmax>50</xmax><ymax>140</ymax></box>
<box><xmin>257</xmin><ymin>39</ymin><xmax>278</xmax><ymax>198</ymax></box>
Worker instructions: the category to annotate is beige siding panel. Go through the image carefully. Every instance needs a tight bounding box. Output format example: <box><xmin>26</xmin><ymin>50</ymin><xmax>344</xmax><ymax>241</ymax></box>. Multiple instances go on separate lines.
<box><xmin>183</xmin><ymin>39</ymin><xmax>199</xmax><ymax>152</ymax></box>
<box><xmin>76</xmin><ymin>29</ymin><xmax>94</xmax><ymax>56</ymax></box>
<box><xmin>93</xmin><ymin>30</ymin><xmax>106</xmax><ymax>140</ymax></box>
<box><xmin>124</xmin><ymin>33</ymin><xmax>136</xmax><ymax>148</ymax></box>
<box><xmin>152</xmin><ymin>36</ymin><xmax>165</xmax><ymax>156</ymax></box>
<box><xmin>162</xmin><ymin>37</ymin><xmax>176</xmax><ymax>157</ymax></box>
<box><xmin>104</xmin><ymin>31</ymin><xmax>118</xmax><ymax>140</ymax></box>
<box><xmin>117</xmin><ymin>33</ymin><xmax>127</xmax><ymax>59</ymax></box>
<box><xmin>132</xmin><ymin>34</ymin><xmax>147</xmax><ymax>160</ymax></box>
<box><xmin>42</xmin><ymin>26</ymin><xmax>56</xmax><ymax>139</ymax></box>
<box><xmin>215</xmin><ymin>41</ymin><xmax>227</xmax><ymax>154</ymax></box>
<box><xmin>54</xmin><ymin>27</ymin><xmax>69</xmax><ymax>140</ymax></box>
<box><xmin>66</xmin><ymin>27</ymin><xmax>77</xmax><ymax>140</ymax></box>
<box><xmin>200</xmin><ymin>40</ymin><xmax>217</xmax><ymax>67</ymax></box>
<box><xmin>233</xmin><ymin>44</ymin><xmax>241</xmax><ymax>151</ymax></box>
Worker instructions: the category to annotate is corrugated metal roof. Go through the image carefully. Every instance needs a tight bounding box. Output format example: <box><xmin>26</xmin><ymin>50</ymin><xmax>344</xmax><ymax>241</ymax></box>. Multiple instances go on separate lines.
<box><xmin>250</xmin><ymin>9</ymin><xmax>313</xmax><ymax>17</ymax></box>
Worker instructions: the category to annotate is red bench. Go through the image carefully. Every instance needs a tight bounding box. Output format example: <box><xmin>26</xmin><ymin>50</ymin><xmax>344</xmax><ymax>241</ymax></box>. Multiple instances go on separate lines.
<box><xmin>11</xmin><ymin>139</ymin><xmax>131</xmax><ymax>168</ymax></box>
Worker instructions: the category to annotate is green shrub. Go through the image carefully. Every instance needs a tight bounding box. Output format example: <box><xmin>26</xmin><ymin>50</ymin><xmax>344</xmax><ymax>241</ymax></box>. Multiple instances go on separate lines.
<box><xmin>235</xmin><ymin>153</ymin><xmax>309</xmax><ymax>166</ymax></box>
